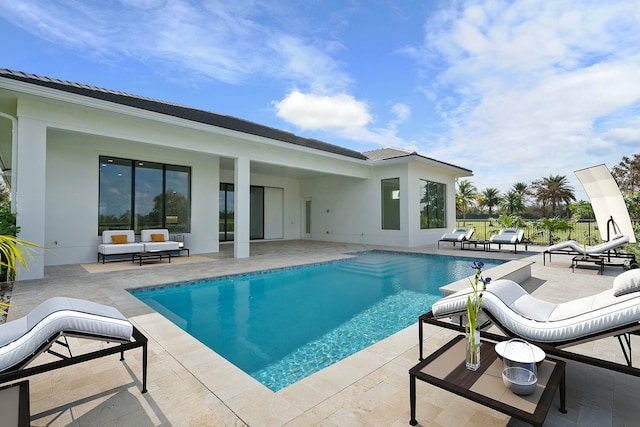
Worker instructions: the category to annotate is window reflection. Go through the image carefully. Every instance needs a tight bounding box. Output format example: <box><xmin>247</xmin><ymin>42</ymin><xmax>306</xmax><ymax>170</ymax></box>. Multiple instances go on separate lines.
<box><xmin>99</xmin><ymin>156</ymin><xmax>191</xmax><ymax>234</ymax></box>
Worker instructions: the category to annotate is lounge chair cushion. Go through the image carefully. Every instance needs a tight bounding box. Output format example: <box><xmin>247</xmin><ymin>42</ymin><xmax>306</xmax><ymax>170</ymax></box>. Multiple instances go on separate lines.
<box><xmin>440</xmin><ymin>228</ymin><xmax>474</xmax><ymax>242</ymax></box>
<box><xmin>547</xmin><ymin>235</ymin><xmax>630</xmax><ymax>255</ymax></box>
<box><xmin>0</xmin><ymin>297</ymin><xmax>133</xmax><ymax>372</ymax></box>
<box><xmin>432</xmin><ymin>279</ymin><xmax>640</xmax><ymax>343</ymax></box>
<box><xmin>613</xmin><ymin>269</ymin><xmax>640</xmax><ymax>297</ymax></box>
<box><xmin>490</xmin><ymin>228</ymin><xmax>524</xmax><ymax>244</ymax></box>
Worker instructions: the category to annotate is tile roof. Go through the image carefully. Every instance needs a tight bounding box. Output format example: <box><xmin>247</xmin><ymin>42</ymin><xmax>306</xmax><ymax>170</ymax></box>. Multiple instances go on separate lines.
<box><xmin>0</xmin><ymin>69</ymin><xmax>368</xmax><ymax>160</ymax></box>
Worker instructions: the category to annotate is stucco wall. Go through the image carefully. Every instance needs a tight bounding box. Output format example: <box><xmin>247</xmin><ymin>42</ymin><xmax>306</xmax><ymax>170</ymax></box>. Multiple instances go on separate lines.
<box><xmin>44</xmin><ymin>129</ymin><xmax>220</xmax><ymax>266</ymax></box>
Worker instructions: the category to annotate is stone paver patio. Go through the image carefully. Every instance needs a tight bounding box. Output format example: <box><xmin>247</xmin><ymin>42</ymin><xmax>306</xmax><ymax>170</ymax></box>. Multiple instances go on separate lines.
<box><xmin>7</xmin><ymin>240</ymin><xmax>639</xmax><ymax>426</ymax></box>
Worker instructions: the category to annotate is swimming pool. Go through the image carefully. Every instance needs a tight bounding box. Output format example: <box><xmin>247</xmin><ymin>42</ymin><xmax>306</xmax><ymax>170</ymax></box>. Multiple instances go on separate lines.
<box><xmin>131</xmin><ymin>251</ymin><xmax>502</xmax><ymax>391</ymax></box>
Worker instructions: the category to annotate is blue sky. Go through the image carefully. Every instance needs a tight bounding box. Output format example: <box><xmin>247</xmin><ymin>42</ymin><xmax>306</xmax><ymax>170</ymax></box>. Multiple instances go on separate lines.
<box><xmin>2</xmin><ymin>0</ymin><xmax>640</xmax><ymax>201</ymax></box>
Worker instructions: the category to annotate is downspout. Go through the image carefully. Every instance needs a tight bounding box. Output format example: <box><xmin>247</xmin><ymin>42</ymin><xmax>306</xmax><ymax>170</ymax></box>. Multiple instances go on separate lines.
<box><xmin>0</xmin><ymin>111</ymin><xmax>17</xmax><ymax>213</ymax></box>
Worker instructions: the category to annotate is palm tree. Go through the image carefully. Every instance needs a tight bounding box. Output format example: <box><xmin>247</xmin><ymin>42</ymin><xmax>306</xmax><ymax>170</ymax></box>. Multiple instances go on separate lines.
<box><xmin>500</xmin><ymin>190</ymin><xmax>525</xmax><ymax>215</ymax></box>
<box><xmin>456</xmin><ymin>179</ymin><xmax>477</xmax><ymax>225</ymax></box>
<box><xmin>479</xmin><ymin>188</ymin><xmax>501</xmax><ymax>216</ymax></box>
<box><xmin>0</xmin><ymin>235</ymin><xmax>39</xmax><ymax>314</ymax></box>
<box><xmin>533</xmin><ymin>175</ymin><xmax>576</xmax><ymax>217</ymax></box>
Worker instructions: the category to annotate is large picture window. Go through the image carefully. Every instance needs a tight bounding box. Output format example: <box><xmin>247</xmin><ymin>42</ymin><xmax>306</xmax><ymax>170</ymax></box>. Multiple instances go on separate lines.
<box><xmin>99</xmin><ymin>156</ymin><xmax>191</xmax><ymax>234</ymax></box>
<box><xmin>420</xmin><ymin>179</ymin><xmax>446</xmax><ymax>229</ymax></box>
<box><xmin>381</xmin><ymin>178</ymin><xmax>400</xmax><ymax>230</ymax></box>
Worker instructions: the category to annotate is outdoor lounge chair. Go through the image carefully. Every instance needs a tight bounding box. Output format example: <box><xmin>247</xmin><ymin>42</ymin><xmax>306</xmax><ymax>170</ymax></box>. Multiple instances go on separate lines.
<box><xmin>438</xmin><ymin>228</ymin><xmax>474</xmax><ymax>248</ymax></box>
<box><xmin>0</xmin><ymin>297</ymin><xmax>147</xmax><ymax>392</ymax></box>
<box><xmin>542</xmin><ymin>234</ymin><xmax>635</xmax><ymax>266</ymax></box>
<box><xmin>488</xmin><ymin>228</ymin><xmax>526</xmax><ymax>253</ymax></box>
<box><xmin>419</xmin><ymin>269</ymin><xmax>640</xmax><ymax>376</ymax></box>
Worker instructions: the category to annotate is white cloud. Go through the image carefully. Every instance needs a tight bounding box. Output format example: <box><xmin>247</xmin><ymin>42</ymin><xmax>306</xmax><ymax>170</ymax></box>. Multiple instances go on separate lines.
<box><xmin>416</xmin><ymin>0</ymin><xmax>640</xmax><ymax>196</ymax></box>
<box><xmin>273</xmin><ymin>91</ymin><xmax>370</xmax><ymax>131</ymax></box>
<box><xmin>0</xmin><ymin>0</ymin><xmax>347</xmax><ymax>88</ymax></box>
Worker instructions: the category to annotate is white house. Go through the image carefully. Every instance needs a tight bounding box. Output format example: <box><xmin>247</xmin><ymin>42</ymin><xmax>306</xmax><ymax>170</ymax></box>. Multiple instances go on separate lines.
<box><xmin>0</xmin><ymin>69</ymin><xmax>472</xmax><ymax>280</ymax></box>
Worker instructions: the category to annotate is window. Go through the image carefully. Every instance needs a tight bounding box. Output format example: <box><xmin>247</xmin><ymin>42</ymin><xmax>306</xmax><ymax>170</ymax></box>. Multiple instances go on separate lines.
<box><xmin>219</xmin><ymin>183</ymin><xmax>234</xmax><ymax>241</ymax></box>
<box><xmin>99</xmin><ymin>156</ymin><xmax>191</xmax><ymax>234</ymax></box>
<box><xmin>381</xmin><ymin>178</ymin><xmax>400</xmax><ymax>230</ymax></box>
<box><xmin>420</xmin><ymin>180</ymin><xmax>446</xmax><ymax>229</ymax></box>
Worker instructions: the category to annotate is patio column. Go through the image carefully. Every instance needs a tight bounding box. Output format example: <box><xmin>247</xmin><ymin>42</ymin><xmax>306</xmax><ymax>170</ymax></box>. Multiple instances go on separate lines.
<box><xmin>234</xmin><ymin>157</ymin><xmax>250</xmax><ymax>258</ymax></box>
<box><xmin>15</xmin><ymin>117</ymin><xmax>47</xmax><ymax>280</ymax></box>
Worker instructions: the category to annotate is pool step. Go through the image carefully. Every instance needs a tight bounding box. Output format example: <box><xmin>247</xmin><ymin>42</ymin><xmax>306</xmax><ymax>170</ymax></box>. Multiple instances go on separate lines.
<box><xmin>338</xmin><ymin>257</ymin><xmax>423</xmax><ymax>277</ymax></box>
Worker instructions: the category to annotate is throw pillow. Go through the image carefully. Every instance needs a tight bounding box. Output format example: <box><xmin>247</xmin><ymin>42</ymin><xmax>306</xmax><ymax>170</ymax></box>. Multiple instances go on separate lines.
<box><xmin>150</xmin><ymin>233</ymin><xmax>166</xmax><ymax>242</ymax></box>
<box><xmin>111</xmin><ymin>234</ymin><xmax>128</xmax><ymax>244</ymax></box>
<box><xmin>613</xmin><ymin>269</ymin><xmax>640</xmax><ymax>297</ymax></box>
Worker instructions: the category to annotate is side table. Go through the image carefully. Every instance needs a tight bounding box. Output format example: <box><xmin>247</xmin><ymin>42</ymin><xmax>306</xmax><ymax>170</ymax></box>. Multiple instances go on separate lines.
<box><xmin>572</xmin><ymin>255</ymin><xmax>604</xmax><ymax>274</ymax></box>
<box><xmin>409</xmin><ymin>335</ymin><xmax>566</xmax><ymax>427</ymax></box>
<box><xmin>0</xmin><ymin>380</ymin><xmax>30</xmax><ymax>426</ymax></box>
<box><xmin>461</xmin><ymin>240</ymin><xmax>489</xmax><ymax>251</ymax></box>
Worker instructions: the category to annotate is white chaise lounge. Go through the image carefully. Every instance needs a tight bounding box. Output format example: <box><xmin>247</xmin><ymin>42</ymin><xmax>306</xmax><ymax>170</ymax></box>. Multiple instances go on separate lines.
<box><xmin>422</xmin><ymin>269</ymin><xmax>640</xmax><ymax>374</ymax></box>
<box><xmin>438</xmin><ymin>228</ymin><xmax>474</xmax><ymax>248</ymax></box>
<box><xmin>0</xmin><ymin>297</ymin><xmax>147</xmax><ymax>392</ymax></box>
<box><xmin>140</xmin><ymin>229</ymin><xmax>180</xmax><ymax>252</ymax></box>
<box><xmin>543</xmin><ymin>234</ymin><xmax>633</xmax><ymax>265</ymax></box>
<box><xmin>488</xmin><ymin>228</ymin><xmax>526</xmax><ymax>253</ymax></box>
<box><xmin>97</xmin><ymin>230</ymin><xmax>144</xmax><ymax>263</ymax></box>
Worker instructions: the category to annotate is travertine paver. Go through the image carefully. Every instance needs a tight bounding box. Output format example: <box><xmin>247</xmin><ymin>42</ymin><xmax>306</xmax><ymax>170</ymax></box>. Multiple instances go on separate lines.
<box><xmin>8</xmin><ymin>241</ymin><xmax>640</xmax><ymax>426</ymax></box>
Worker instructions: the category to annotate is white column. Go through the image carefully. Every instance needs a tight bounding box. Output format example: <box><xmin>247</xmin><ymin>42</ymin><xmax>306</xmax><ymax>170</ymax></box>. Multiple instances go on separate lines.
<box><xmin>15</xmin><ymin>117</ymin><xmax>47</xmax><ymax>280</ymax></box>
<box><xmin>234</xmin><ymin>157</ymin><xmax>250</xmax><ymax>258</ymax></box>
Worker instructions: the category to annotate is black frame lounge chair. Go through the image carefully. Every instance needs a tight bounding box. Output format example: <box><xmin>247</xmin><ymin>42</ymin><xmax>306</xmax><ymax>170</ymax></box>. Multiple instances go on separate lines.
<box><xmin>542</xmin><ymin>234</ymin><xmax>636</xmax><ymax>267</ymax></box>
<box><xmin>488</xmin><ymin>228</ymin><xmax>527</xmax><ymax>253</ymax></box>
<box><xmin>438</xmin><ymin>228</ymin><xmax>474</xmax><ymax>248</ymax></box>
<box><xmin>0</xmin><ymin>297</ymin><xmax>147</xmax><ymax>393</ymax></box>
<box><xmin>420</xmin><ymin>271</ymin><xmax>640</xmax><ymax>377</ymax></box>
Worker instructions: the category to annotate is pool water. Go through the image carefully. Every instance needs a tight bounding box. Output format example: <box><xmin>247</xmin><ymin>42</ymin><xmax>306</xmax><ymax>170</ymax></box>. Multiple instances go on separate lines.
<box><xmin>131</xmin><ymin>251</ymin><xmax>502</xmax><ymax>391</ymax></box>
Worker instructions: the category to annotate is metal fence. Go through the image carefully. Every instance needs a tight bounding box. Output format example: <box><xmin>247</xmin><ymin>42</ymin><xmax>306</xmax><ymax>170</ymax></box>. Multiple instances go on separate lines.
<box><xmin>454</xmin><ymin>218</ymin><xmax>635</xmax><ymax>246</ymax></box>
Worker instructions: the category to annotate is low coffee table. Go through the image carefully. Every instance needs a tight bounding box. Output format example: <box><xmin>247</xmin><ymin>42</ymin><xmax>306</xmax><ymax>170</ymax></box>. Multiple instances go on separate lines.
<box><xmin>133</xmin><ymin>251</ymin><xmax>171</xmax><ymax>266</ymax></box>
<box><xmin>409</xmin><ymin>335</ymin><xmax>566</xmax><ymax>427</ymax></box>
<box><xmin>572</xmin><ymin>255</ymin><xmax>604</xmax><ymax>274</ymax></box>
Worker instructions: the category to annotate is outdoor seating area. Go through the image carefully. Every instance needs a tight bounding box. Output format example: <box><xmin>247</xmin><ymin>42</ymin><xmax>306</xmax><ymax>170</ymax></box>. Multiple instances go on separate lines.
<box><xmin>5</xmin><ymin>240</ymin><xmax>638</xmax><ymax>426</ymax></box>
<box><xmin>97</xmin><ymin>229</ymin><xmax>183</xmax><ymax>263</ymax></box>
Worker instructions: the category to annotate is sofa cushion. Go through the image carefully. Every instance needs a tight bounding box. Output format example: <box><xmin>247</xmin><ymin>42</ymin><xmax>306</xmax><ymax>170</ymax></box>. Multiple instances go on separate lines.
<box><xmin>144</xmin><ymin>241</ymin><xmax>180</xmax><ymax>252</ymax></box>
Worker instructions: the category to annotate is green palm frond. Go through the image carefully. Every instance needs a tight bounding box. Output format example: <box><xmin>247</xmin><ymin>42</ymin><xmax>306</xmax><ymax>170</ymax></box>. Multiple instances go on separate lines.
<box><xmin>0</xmin><ymin>235</ymin><xmax>42</xmax><ymax>280</ymax></box>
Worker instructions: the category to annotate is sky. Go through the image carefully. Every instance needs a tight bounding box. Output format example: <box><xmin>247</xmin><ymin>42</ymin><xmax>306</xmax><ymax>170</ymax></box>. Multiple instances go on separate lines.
<box><xmin>2</xmin><ymin>0</ymin><xmax>640</xmax><ymax>202</ymax></box>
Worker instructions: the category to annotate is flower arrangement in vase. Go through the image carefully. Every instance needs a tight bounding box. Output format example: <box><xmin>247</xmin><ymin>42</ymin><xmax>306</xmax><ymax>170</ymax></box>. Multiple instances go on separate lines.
<box><xmin>466</xmin><ymin>261</ymin><xmax>491</xmax><ymax>370</ymax></box>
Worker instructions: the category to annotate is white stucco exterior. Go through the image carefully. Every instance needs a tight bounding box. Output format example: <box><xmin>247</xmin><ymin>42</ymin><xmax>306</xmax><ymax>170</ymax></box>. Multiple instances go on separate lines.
<box><xmin>0</xmin><ymin>70</ymin><xmax>472</xmax><ymax>280</ymax></box>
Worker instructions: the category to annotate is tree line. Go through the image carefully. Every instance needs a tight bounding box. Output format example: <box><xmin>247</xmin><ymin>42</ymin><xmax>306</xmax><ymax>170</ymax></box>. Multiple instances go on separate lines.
<box><xmin>457</xmin><ymin>153</ymin><xmax>640</xmax><ymax>222</ymax></box>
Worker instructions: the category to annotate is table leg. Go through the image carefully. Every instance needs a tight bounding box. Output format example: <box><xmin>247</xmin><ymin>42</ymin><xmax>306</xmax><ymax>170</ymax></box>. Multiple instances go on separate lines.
<box><xmin>409</xmin><ymin>373</ymin><xmax>417</xmax><ymax>425</ymax></box>
<box><xmin>559</xmin><ymin>371</ymin><xmax>567</xmax><ymax>413</ymax></box>
<box><xmin>418</xmin><ymin>317</ymin><xmax>424</xmax><ymax>360</ymax></box>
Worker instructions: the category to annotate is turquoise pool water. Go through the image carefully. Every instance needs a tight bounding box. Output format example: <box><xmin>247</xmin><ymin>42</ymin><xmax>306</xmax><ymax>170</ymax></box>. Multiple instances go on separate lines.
<box><xmin>130</xmin><ymin>251</ymin><xmax>502</xmax><ymax>391</ymax></box>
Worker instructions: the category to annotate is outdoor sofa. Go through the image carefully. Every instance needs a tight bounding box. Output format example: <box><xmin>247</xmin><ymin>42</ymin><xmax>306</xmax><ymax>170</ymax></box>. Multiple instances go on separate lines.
<box><xmin>97</xmin><ymin>229</ymin><xmax>181</xmax><ymax>263</ymax></box>
<box><xmin>140</xmin><ymin>229</ymin><xmax>180</xmax><ymax>252</ymax></box>
<box><xmin>97</xmin><ymin>230</ymin><xmax>144</xmax><ymax>263</ymax></box>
